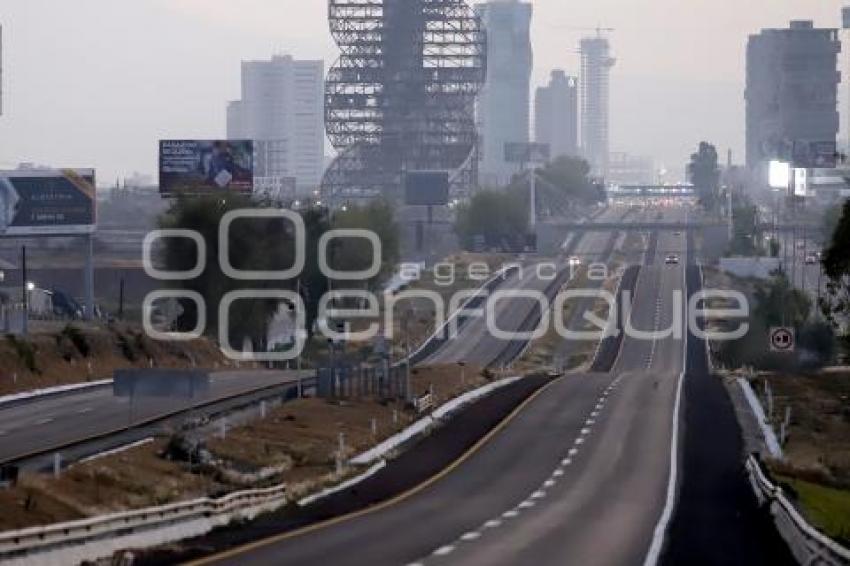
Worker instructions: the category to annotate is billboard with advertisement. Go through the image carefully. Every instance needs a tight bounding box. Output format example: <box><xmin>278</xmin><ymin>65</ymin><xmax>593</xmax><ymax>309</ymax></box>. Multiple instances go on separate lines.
<box><xmin>0</xmin><ymin>169</ymin><xmax>96</xmax><ymax>236</ymax></box>
<box><xmin>159</xmin><ymin>140</ymin><xmax>254</xmax><ymax>196</ymax></box>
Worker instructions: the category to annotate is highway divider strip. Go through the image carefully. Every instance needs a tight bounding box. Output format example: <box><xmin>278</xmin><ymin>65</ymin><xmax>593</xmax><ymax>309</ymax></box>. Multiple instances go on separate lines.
<box><xmin>297</xmin><ymin>461</ymin><xmax>387</xmax><ymax>507</ymax></box>
<box><xmin>350</xmin><ymin>375</ymin><xmax>523</xmax><ymax>466</ymax></box>
<box><xmin>184</xmin><ymin>374</ymin><xmax>559</xmax><ymax>566</ymax></box>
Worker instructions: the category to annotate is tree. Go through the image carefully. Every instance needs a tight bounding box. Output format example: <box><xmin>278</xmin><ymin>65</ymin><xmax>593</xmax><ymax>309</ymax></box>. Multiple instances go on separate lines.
<box><xmin>821</xmin><ymin>199</ymin><xmax>850</xmax><ymax>335</ymax></box>
<box><xmin>455</xmin><ymin>189</ymin><xmax>528</xmax><ymax>250</ymax></box>
<box><xmin>728</xmin><ymin>193</ymin><xmax>763</xmax><ymax>256</ymax></box>
<box><xmin>504</xmin><ymin>156</ymin><xmax>602</xmax><ymax>218</ymax></box>
<box><xmin>688</xmin><ymin>142</ymin><xmax>721</xmax><ymax>209</ymax></box>
<box><xmin>158</xmin><ymin>194</ymin><xmax>293</xmax><ymax>351</ymax></box>
<box><xmin>330</xmin><ymin>200</ymin><xmax>400</xmax><ymax>289</ymax></box>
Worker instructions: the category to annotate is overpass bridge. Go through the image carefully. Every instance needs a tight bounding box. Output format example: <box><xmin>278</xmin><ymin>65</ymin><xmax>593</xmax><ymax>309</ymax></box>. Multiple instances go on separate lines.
<box><xmin>542</xmin><ymin>220</ymin><xmax>727</xmax><ymax>232</ymax></box>
<box><xmin>607</xmin><ymin>184</ymin><xmax>696</xmax><ymax>198</ymax></box>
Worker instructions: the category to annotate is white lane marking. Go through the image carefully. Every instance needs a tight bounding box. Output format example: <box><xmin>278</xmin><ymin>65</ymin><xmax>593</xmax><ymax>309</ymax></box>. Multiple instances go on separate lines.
<box><xmin>35</xmin><ymin>418</ymin><xmax>54</xmax><ymax>426</ymax></box>
<box><xmin>553</xmin><ymin>469</ymin><xmax>564</xmax><ymax>477</ymax></box>
<box><xmin>461</xmin><ymin>532</ymin><xmax>481</xmax><ymax>542</ymax></box>
<box><xmin>568</xmin><ymin>448</ymin><xmax>578</xmax><ymax>456</ymax></box>
<box><xmin>502</xmin><ymin>510</ymin><xmax>519</xmax><ymax>518</ymax></box>
<box><xmin>581</xmin><ymin>428</ymin><xmax>591</xmax><ymax>435</ymax></box>
<box><xmin>591</xmin><ymin>411</ymin><xmax>599</xmax><ymax>417</ymax></box>
<box><xmin>643</xmin><ymin>260</ymin><xmax>689</xmax><ymax>566</ymax></box>
<box><xmin>434</xmin><ymin>546</ymin><xmax>455</xmax><ymax>556</ymax></box>
<box><xmin>544</xmin><ymin>479</ymin><xmax>556</xmax><ymax>487</ymax></box>
<box><xmin>644</xmin><ymin>369</ymin><xmax>686</xmax><ymax>566</ymax></box>
<box><xmin>575</xmin><ymin>437</ymin><xmax>585</xmax><ymax>445</ymax></box>
<box><xmin>531</xmin><ymin>491</ymin><xmax>546</xmax><ymax>499</ymax></box>
<box><xmin>586</xmin><ymin>419</ymin><xmax>596</xmax><ymax>425</ymax></box>
<box><xmin>518</xmin><ymin>501</ymin><xmax>535</xmax><ymax>508</ymax></box>
<box><xmin>484</xmin><ymin>519</ymin><xmax>502</xmax><ymax>528</ymax></box>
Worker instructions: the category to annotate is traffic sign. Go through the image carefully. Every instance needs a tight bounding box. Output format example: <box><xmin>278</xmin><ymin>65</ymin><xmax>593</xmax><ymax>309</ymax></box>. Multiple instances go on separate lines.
<box><xmin>769</xmin><ymin>327</ymin><xmax>795</xmax><ymax>353</ymax></box>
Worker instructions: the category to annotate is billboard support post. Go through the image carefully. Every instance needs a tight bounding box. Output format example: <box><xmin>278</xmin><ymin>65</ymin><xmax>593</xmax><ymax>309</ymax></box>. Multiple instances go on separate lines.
<box><xmin>530</xmin><ymin>165</ymin><xmax>537</xmax><ymax>229</ymax></box>
<box><xmin>21</xmin><ymin>245</ymin><xmax>27</xmax><ymax>337</ymax></box>
<box><xmin>83</xmin><ymin>234</ymin><xmax>94</xmax><ymax>321</ymax></box>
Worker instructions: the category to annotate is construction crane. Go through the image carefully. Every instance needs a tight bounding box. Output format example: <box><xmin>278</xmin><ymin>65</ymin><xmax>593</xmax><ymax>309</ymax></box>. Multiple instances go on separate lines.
<box><xmin>550</xmin><ymin>25</ymin><xmax>615</xmax><ymax>37</ymax></box>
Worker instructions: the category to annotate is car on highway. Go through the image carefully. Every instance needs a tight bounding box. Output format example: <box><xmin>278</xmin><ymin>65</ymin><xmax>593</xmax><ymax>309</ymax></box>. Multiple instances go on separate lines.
<box><xmin>665</xmin><ymin>254</ymin><xmax>680</xmax><ymax>265</ymax></box>
<box><xmin>805</xmin><ymin>254</ymin><xmax>818</xmax><ymax>265</ymax></box>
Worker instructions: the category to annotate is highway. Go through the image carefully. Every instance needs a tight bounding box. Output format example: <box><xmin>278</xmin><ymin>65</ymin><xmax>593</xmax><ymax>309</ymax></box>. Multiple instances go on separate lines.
<box><xmin>195</xmin><ymin>208</ymin><xmax>692</xmax><ymax>566</ymax></box>
<box><xmin>0</xmin><ymin>370</ymin><xmax>306</xmax><ymax>468</ymax></box>
<box><xmin>421</xmin><ymin>206</ymin><xmax>631</xmax><ymax>367</ymax></box>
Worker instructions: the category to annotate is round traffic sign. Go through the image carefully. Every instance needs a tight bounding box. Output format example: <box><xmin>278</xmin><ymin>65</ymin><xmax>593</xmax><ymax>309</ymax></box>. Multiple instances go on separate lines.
<box><xmin>770</xmin><ymin>328</ymin><xmax>794</xmax><ymax>352</ymax></box>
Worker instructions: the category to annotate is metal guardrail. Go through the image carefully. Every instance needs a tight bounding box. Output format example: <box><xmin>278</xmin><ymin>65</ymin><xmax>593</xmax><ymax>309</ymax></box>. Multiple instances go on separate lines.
<box><xmin>745</xmin><ymin>455</ymin><xmax>850</xmax><ymax>566</ymax></box>
<box><xmin>0</xmin><ymin>483</ymin><xmax>287</xmax><ymax>562</ymax></box>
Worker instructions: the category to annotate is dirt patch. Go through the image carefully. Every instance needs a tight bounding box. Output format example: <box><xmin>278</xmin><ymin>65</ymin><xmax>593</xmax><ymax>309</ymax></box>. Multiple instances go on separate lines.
<box><xmin>0</xmin><ymin>323</ymin><xmax>230</xmax><ymax>397</ymax></box>
<box><xmin>757</xmin><ymin>370</ymin><xmax>850</xmax><ymax>488</ymax></box>
<box><xmin>0</xmin><ymin>363</ymin><xmax>503</xmax><ymax>531</ymax></box>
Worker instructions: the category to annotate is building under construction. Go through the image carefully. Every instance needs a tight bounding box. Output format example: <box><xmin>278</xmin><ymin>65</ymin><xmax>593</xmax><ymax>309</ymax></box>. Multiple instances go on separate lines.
<box><xmin>580</xmin><ymin>35</ymin><xmax>615</xmax><ymax>179</ymax></box>
<box><xmin>323</xmin><ymin>0</ymin><xmax>487</xmax><ymax>205</ymax></box>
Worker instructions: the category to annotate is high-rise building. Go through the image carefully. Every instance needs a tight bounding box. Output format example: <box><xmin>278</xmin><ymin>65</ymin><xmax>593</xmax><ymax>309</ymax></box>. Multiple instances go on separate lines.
<box><xmin>535</xmin><ymin>70</ymin><xmax>579</xmax><ymax>159</ymax></box>
<box><xmin>227</xmin><ymin>55</ymin><xmax>325</xmax><ymax>193</ymax></box>
<box><xmin>580</xmin><ymin>35</ymin><xmax>615</xmax><ymax>179</ymax></box>
<box><xmin>476</xmin><ymin>0</ymin><xmax>533</xmax><ymax>186</ymax></box>
<box><xmin>746</xmin><ymin>21</ymin><xmax>840</xmax><ymax>171</ymax></box>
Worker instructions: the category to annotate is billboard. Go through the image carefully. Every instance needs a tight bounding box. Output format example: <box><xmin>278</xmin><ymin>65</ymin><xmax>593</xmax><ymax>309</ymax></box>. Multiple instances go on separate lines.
<box><xmin>505</xmin><ymin>142</ymin><xmax>551</xmax><ymax>164</ymax></box>
<box><xmin>404</xmin><ymin>171</ymin><xmax>450</xmax><ymax>206</ymax></box>
<box><xmin>159</xmin><ymin>140</ymin><xmax>253</xmax><ymax>196</ymax></box>
<box><xmin>768</xmin><ymin>160</ymin><xmax>791</xmax><ymax>190</ymax></box>
<box><xmin>0</xmin><ymin>169</ymin><xmax>96</xmax><ymax>236</ymax></box>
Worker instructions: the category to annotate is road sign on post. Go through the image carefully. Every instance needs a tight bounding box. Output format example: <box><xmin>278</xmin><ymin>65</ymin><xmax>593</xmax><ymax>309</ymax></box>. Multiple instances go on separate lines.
<box><xmin>769</xmin><ymin>327</ymin><xmax>795</xmax><ymax>353</ymax></box>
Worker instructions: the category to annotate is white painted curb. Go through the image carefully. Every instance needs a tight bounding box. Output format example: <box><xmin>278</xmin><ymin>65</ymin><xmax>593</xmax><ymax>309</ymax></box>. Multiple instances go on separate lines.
<box><xmin>350</xmin><ymin>375</ymin><xmax>523</xmax><ymax>466</ymax></box>
<box><xmin>737</xmin><ymin>378</ymin><xmax>783</xmax><ymax>459</ymax></box>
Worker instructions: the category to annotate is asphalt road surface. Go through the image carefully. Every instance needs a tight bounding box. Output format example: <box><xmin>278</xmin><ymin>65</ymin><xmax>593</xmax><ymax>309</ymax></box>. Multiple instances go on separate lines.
<box><xmin>421</xmin><ymin>206</ymin><xmax>632</xmax><ymax>368</ymax></box>
<box><xmin>197</xmin><ymin>219</ymin><xmax>691</xmax><ymax>566</ymax></box>
<box><xmin>0</xmin><ymin>370</ymin><xmax>306</xmax><ymax>465</ymax></box>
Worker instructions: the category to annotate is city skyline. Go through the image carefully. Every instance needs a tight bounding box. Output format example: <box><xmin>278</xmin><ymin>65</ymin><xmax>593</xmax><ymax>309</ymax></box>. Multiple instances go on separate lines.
<box><xmin>0</xmin><ymin>0</ymin><xmax>846</xmax><ymax>184</ymax></box>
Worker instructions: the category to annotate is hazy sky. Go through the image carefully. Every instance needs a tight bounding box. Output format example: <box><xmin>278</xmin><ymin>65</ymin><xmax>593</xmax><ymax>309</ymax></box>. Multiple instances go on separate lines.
<box><xmin>0</xmin><ymin>0</ymin><xmax>847</xmax><ymax>184</ymax></box>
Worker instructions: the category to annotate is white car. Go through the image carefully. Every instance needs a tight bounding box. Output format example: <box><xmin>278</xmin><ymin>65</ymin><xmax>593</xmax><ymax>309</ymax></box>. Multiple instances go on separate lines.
<box><xmin>665</xmin><ymin>254</ymin><xmax>680</xmax><ymax>265</ymax></box>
